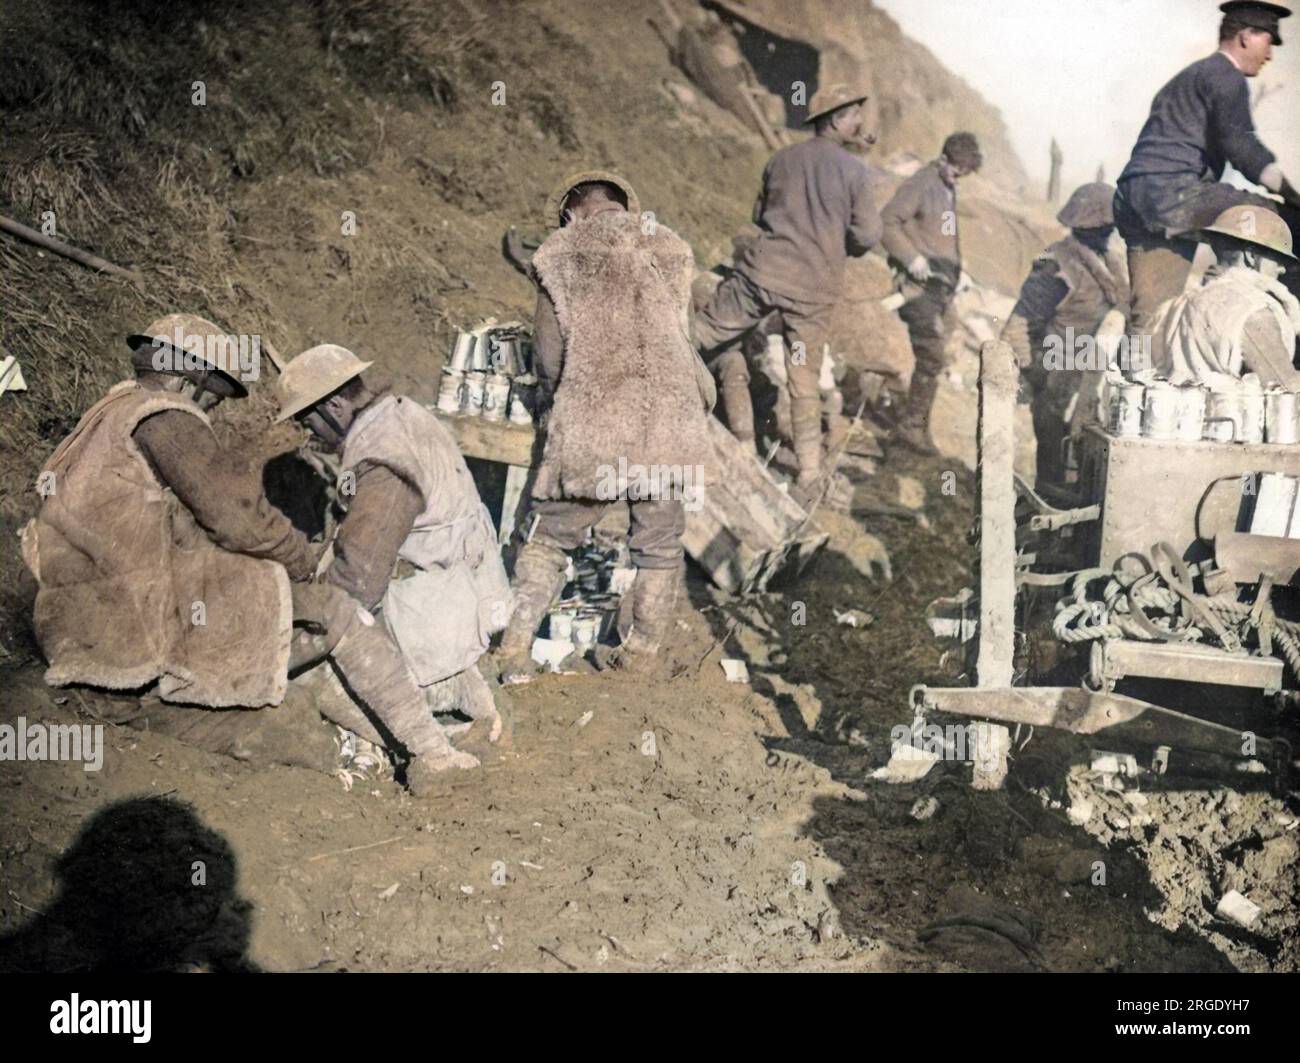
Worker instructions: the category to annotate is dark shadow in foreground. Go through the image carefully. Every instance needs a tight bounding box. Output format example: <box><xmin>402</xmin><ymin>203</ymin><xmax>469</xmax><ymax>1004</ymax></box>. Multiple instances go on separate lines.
<box><xmin>0</xmin><ymin>796</ymin><xmax>258</xmax><ymax>972</ymax></box>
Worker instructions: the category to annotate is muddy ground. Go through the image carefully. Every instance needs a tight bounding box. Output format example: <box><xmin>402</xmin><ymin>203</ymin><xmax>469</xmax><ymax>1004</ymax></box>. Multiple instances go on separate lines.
<box><xmin>3</xmin><ymin>455</ymin><xmax>1295</xmax><ymax>973</ymax></box>
<box><xmin>2</xmin><ymin>0</ymin><xmax>1297</xmax><ymax>975</ymax></box>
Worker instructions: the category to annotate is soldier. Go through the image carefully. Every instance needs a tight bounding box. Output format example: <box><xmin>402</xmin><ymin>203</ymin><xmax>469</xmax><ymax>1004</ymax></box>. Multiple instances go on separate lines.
<box><xmin>1002</xmin><ymin>183</ymin><xmax>1130</xmax><ymax>486</ymax></box>
<box><xmin>1160</xmin><ymin>204</ymin><xmax>1299</xmax><ymax>387</ymax></box>
<box><xmin>24</xmin><ymin>315</ymin><xmax>473</xmax><ymax>792</ymax></box>
<box><xmin>1115</xmin><ymin>1</ymin><xmax>1300</xmax><ymax>335</ymax></box>
<box><xmin>693</xmin><ymin>85</ymin><xmax>883</xmax><ymax>498</ymax></box>
<box><xmin>495</xmin><ymin>170</ymin><xmax>715</xmax><ymax>683</ymax></box>
<box><xmin>882</xmin><ymin>132</ymin><xmax>983</xmax><ymax>454</ymax></box>
<box><xmin>276</xmin><ymin>344</ymin><xmax>512</xmax><ymax>756</ymax></box>
<box><xmin>23</xmin><ymin>313</ymin><xmax>314</xmax><ymax>705</ymax></box>
<box><xmin>18</xmin><ymin>317</ymin><xmax>310</xmax><ymax>766</ymax></box>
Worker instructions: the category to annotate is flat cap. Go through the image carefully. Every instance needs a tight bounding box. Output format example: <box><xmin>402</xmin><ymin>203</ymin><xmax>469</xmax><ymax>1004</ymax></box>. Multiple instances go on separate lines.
<box><xmin>1220</xmin><ymin>1</ymin><xmax>1291</xmax><ymax>45</ymax></box>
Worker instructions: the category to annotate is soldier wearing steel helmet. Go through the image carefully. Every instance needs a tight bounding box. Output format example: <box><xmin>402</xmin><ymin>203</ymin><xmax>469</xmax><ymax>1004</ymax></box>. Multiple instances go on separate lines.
<box><xmin>495</xmin><ymin>169</ymin><xmax>715</xmax><ymax>682</ymax></box>
<box><xmin>1115</xmin><ymin>1</ymin><xmax>1300</xmax><ymax>336</ymax></box>
<box><xmin>274</xmin><ymin>343</ymin><xmax>513</xmax><ymax>781</ymax></box>
<box><xmin>21</xmin><ymin>315</ymin><xmax>332</xmax><ymax>756</ymax></box>
<box><xmin>693</xmin><ymin>86</ymin><xmax>884</xmax><ymax>496</ymax></box>
<box><xmin>1002</xmin><ymin>183</ymin><xmax>1130</xmax><ymax>486</ymax></box>
<box><xmin>1158</xmin><ymin>204</ymin><xmax>1300</xmax><ymax>387</ymax></box>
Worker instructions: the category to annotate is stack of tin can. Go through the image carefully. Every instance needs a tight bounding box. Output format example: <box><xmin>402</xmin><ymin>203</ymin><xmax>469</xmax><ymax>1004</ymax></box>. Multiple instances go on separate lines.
<box><xmin>1102</xmin><ymin>375</ymin><xmax>1297</xmax><ymax>446</ymax></box>
<box><xmin>437</xmin><ymin>324</ymin><xmax>537</xmax><ymax>425</ymax></box>
<box><xmin>544</xmin><ymin>541</ymin><xmax>635</xmax><ymax>652</ymax></box>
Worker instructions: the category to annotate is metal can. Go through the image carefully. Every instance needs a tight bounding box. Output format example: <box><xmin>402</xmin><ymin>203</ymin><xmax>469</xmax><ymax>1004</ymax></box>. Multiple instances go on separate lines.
<box><xmin>572</xmin><ymin>614</ymin><xmax>599</xmax><ymax>652</ymax></box>
<box><xmin>482</xmin><ymin>372</ymin><xmax>511</xmax><ymax>422</ymax></box>
<box><xmin>1174</xmin><ymin>384</ymin><xmax>1206</xmax><ymax>441</ymax></box>
<box><xmin>1142</xmin><ymin>381</ymin><xmax>1180</xmax><ymax>440</ymax></box>
<box><xmin>1204</xmin><ymin>386</ymin><xmax>1241</xmax><ymax>443</ymax></box>
<box><xmin>463</xmin><ymin>370</ymin><xmax>486</xmax><ymax>413</ymax></box>
<box><xmin>1239</xmin><ymin>387</ymin><xmax>1265</xmax><ymax>444</ymax></box>
<box><xmin>508</xmin><ymin>381</ymin><xmax>534</xmax><ymax>424</ymax></box>
<box><xmin>491</xmin><ymin>335</ymin><xmax>522</xmax><ymax>375</ymax></box>
<box><xmin>1110</xmin><ymin>381</ymin><xmax>1144</xmax><ymax>437</ymax></box>
<box><xmin>469</xmin><ymin>332</ymin><xmax>491</xmax><ymax>373</ymax></box>
<box><xmin>436</xmin><ymin>367</ymin><xmax>464</xmax><ymax>413</ymax></box>
<box><xmin>1264</xmin><ymin>389</ymin><xmax>1298</xmax><ymax>445</ymax></box>
<box><xmin>449</xmin><ymin>331</ymin><xmax>476</xmax><ymax>371</ymax></box>
<box><xmin>548</xmin><ymin>608</ymin><xmax>575</xmax><ymax>642</ymax></box>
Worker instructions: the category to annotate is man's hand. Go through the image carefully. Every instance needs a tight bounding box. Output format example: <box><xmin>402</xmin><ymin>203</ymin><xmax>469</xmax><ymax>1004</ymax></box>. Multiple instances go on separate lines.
<box><xmin>283</xmin><ymin>534</ymin><xmax>325</xmax><ymax>583</ymax></box>
<box><xmin>907</xmin><ymin>255</ymin><xmax>933</xmax><ymax>283</ymax></box>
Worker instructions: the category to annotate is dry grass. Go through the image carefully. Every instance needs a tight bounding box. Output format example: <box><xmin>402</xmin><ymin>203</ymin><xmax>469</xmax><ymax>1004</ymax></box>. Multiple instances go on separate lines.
<box><xmin>0</xmin><ymin>0</ymin><xmax>490</xmax><ymax>651</ymax></box>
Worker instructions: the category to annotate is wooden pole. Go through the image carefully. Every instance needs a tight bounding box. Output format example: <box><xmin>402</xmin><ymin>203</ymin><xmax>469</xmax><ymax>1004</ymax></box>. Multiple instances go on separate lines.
<box><xmin>975</xmin><ymin>340</ymin><xmax>1017</xmax><ymax>689</ymax></box>
<box><xmin>1047</xmin><ymin>138</ymin><xmax>1063</xmax><ymax>207</ymax></box>
<box><xmin>0</xmin><ymin>214</ymin><xmax>144</xmax><ymax>287</ymax></box>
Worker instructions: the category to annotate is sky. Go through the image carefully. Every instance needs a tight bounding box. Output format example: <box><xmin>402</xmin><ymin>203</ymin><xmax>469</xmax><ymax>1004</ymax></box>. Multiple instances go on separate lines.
<box><xmin>875</xmin><ymin>0</ymin><xmax>1299</xmax><ymax>193</ymax></box>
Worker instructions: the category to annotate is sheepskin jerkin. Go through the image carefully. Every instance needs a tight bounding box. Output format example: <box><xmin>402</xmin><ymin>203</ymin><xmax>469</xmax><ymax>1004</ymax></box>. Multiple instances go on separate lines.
<box><xmin>530</xmin><ymin>210</ymin><xmax>713</xmax><ymax>501</ymax></box>
<box><xmin>21</xmin><ymin>381</ymin><xmax>292</xmax><ymax>708</ymax></box>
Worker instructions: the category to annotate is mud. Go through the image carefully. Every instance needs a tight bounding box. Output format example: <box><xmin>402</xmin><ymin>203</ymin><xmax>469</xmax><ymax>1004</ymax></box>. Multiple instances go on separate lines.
<box><xmin>3</xmin><ymin>457</ymin><xmax>1288</xmax><ymax>972</ymax></box>
<box><xmin>1</xmin><ymin>0</ymin><xmax>1295</xmax><ymax>975</ymax></box>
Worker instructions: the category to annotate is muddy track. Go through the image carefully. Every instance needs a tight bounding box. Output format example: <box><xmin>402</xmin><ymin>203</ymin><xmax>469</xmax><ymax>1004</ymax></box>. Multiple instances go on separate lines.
<box><xmin>4</xmin><ymin>455</ymin><xmax>1290</xmax><ymax>972</ymax></box>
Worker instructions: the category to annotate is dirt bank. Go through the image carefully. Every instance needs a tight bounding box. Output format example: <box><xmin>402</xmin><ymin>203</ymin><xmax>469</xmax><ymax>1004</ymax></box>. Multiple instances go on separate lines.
<box><xmin>3</xmin><ymin>0</ymin><xmax>1294</xmax><ymax>976</ymax></box>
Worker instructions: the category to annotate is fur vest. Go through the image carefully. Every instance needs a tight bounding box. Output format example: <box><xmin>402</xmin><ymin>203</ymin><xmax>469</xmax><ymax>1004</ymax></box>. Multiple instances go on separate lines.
<box><xmin>1042</xmin><ymin>236</ymin><xmax>1129</xmax><ymax>339</ymax></box>
<box><xmin>21</xmin><ymin>382</ymin><xmax>292</xmax><ymax>707</ymax></box>
<box><xmin>530</xmin><ymin>210</ymin><xmax>713</xmax><ymax>501</ymax></box>
<box><xmin>339</xmin><ymin>395</ymin><xmax>511</xmax><ymax>685</ymax></box>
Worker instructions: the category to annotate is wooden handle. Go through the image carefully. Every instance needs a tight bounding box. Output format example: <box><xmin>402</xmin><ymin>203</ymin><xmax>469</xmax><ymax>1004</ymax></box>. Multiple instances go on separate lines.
<box><xmin>0</xmin><ymin>214</ymin><xmax>144</xmax><ymax>287</ymax></box>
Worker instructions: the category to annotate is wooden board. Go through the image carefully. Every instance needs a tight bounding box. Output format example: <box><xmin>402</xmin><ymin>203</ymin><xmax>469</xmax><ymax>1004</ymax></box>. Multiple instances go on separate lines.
<box><xmin>976</xmin><ymin>341</ymin><xmax>1017</xmax><ymax>689</ymax></box>
<box><xmin>681</xmin><ymin>418</ymin><xmax>828</xmax><ymax>594</ymax></box>
<box><xmin>432</xmin><ymin>409</ymin><xmax>537</xmax><ymax>468</ymax></box>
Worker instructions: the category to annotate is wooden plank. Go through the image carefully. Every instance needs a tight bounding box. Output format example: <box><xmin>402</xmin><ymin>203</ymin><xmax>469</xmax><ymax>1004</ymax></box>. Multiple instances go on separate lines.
<box><xmin>976</xmin><ymin>340</ymin><xmax>1017</xmax><ymax>689</ymax></box>
<box><xmin>432</xmin><ymin>409</ymin><xmax>536</xmax><ymax>467</ymax></box>
<box><xmin>498</xmin><ymin>464</ymin><xmax>530</xmax><ymax>546</ymax></box>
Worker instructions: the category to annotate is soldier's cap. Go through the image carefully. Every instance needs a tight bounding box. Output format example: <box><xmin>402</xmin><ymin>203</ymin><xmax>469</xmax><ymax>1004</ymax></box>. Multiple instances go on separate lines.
<box><xmin>1220</xmin><ymin>1</ymin><xmax>1291</xmax><ymax>45</ymax></box>
<box><xmin>546</xmin><ymin>170</ymin><xmax>640</xmax><ymax>229</ymax></box>
<box><xmin>275</xmin><ymin>343</ymin><xmax>373</xmax><ymax>421</ymax></box>
<box><xmin>1200</xmin><ymin>204</ymin><xmax>1296</xmax><ymax>260</ymax></box>
<box><xmin>803</xmin><ymin>85</ymin><xmax>869</xmax><ymax>125</ymax></box>
<box><xmin>127</xmin><ymin>313</ymin><xmax>248</xmax><ymax>398</ymax></box>
<box><xmin>1056</xmin><ymin>182</ymin><xmax>1116</xmax><ymax>229</ymax></box>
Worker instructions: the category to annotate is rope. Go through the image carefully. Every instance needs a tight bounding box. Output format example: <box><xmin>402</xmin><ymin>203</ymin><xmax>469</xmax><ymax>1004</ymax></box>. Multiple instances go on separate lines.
<box><xmin>1050</xmin><ymin>551</ymin><xmax>1299</xmax><ymax>679</ymax></box>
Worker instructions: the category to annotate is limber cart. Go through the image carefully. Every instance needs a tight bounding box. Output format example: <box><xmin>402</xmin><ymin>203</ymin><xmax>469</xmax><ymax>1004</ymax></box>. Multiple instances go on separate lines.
<box><xmin>911</xmin><ymin>341</ymin><xmax>1299</xmax><ymax>793</ymax></box>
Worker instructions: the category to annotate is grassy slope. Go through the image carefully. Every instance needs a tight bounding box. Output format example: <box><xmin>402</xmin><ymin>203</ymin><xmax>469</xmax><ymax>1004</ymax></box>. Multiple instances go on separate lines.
<box><xmin>0</xmin><ymin>0</ymin><xmax>770</xmax><ymax>651</ymax></box>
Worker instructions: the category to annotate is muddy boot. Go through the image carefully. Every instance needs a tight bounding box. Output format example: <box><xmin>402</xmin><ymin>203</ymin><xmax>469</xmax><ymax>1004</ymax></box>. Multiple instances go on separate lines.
<box><xmin>599</xmin><ymin>566</ymin><xmax>681</xmax><ymax>675</ymax></box>
<box><xmin>893</xmin><ymin>420</ymin><xmax>939</xmax><ymax>456</ymax></box>
<box><xmin>495</xmin><ymin>540</ymin><xmax>568</xmax><ymax>685</ymax></box>
<box><xmin>426</xmin><ymin>662</ymin><xmax>509</xmax><ymax>752</ymax></box>
<box><xmin>790</xmin><ymin>395</ymin><xmax>823</xmax><ymax>489</ymax></box>
<box><xmin>331</xmin><ymin>619</ymin><xmax>479</xmax><ymax>789</ymax></box>
<box><xmin>896</xmin><ymin>369</ymin><xmax>940</xmax><ymax>455</ymax></box>
<box><xmin>459</xmin><ymin>661</ymin><xmax>508</xmax><ymax>744</ymax></box>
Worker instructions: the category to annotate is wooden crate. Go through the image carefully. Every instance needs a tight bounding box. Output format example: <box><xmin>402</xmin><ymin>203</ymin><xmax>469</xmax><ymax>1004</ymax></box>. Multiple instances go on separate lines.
<box><xmin>682</xmin><ymin>418</ymin><xmax>828</xmax><ymax>594</ymax></box>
